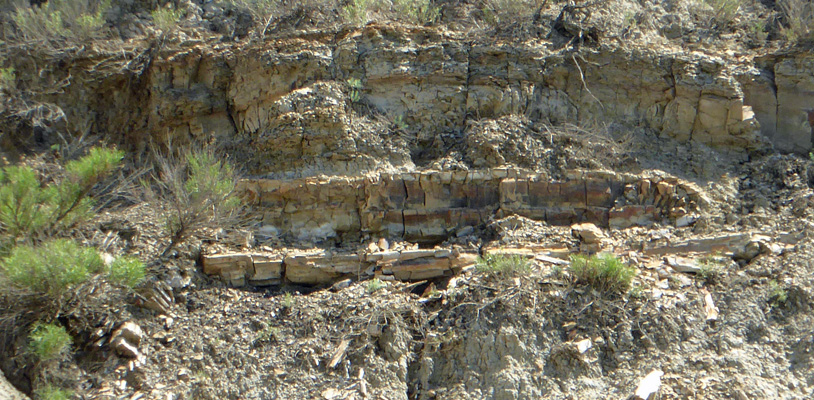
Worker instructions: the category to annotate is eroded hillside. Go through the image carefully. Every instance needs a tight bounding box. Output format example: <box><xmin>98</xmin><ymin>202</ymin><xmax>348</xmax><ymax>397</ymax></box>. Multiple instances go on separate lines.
<box><xmin>1</xmin><ymin>0</ymin><xmax>814</xmax><ymax>399</ymax></box>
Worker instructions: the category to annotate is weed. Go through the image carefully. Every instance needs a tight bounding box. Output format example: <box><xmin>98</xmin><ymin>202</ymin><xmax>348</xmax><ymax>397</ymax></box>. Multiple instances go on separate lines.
<box><xmin>475</xmin><ymin>254</ymin><xmax>531</xmax><ymax>277</ymax></box>
<box><xmin>628</xmin><ymin>285</ymin><xmax>644</xmax><ymax>299</ymax></box>
<box><xmin>347</xmin><ymin>78</ymin><xmax>363</xmax><ymax>103</ymax></box>
<box><xmin>256</xmin><ymin>325</ymin><xmax>280</xmax><ymax>343</ymax></box>
<box><xmin>482</xmin><ymin>0</ymin><xmax>536</xmax><ymax>29</ymax></box>
<box><xmin>367</xmin><ymin>278</ymin><xmax>386</xmax><ymax>293</ymax></box>
<box><xmin>393</xmin><ymin>0</ymin><xmax>440</xmax><ymax>25</ymax></box>
<box><xmin>2</xmin><ymin>239</ymin><xmax>104</xmax><ymax>295</ymax></box>
<box><xmin>0</xmin><ymin>67</ymin><xmax>15</xmax><ymax>92</ymax></box>
<box><xmin>33</xmin><ymin>384</ymin><xmax>72</xmax><ymax>400</ymax></box>
<box><xmin>747</xmin><ymin>19</ymin><xmax>768</xmax><ymax>42</ymax></box>
<box><xmin>769</xmin><ymin>280</ymin><xmax>788</xmax><ymax>307</ymax></box>
<box><xmin>569</xmin><ymin>253</ymin><xmax>637</xmax><ymax>293</ymax></box>
<box><xmin>392</xmin><ymin>115</ymin><xmax>409</xmax><ymax>131</ymax></box>
<box><xmin>226</xmin><ymin>0</ymin><xmax>279</xmax><ymax>35</ymax></box>
<box><xmin>282</xmin><ymin>292</ymin><xmax>295</xmax><ymax>308</ymax></box>
<box><xmin>29</xmin><ymin>323</ymin><xmax>72</xmax><ymax>362</ymax></box>
<box><xmin>144</xmin><ymin>147</ymin><xmax>240</xmax><ymax>257</ymax></box>
<box><xmin>696</xmin><ymin>253</ymin><xmax>728</xmax><ymax>283</ymax></box>
<box><xmin>11</xmin><ymin>0</ymin><xmax>111</xmax><ymax>46</ymax></box>
<box><xmin>704</xmin><ymin>0</ymin><xmax>742</xmax><ymax>27</ymax></box>
<box><xmin>342</xmin><ymin>0</ymin><xmax>373</xmax><ymax>26</ymax></box>
<box><xmin>151</xmin><ymin>6</ymin><xmax>184</xmax><ymax>34</ymax></box>
<box><xmin>779</xmin><ymin>0</ymin><xmax>814</xmax><ymax>43</ymax></box>
<box><xmin>107</xmin><ymin>256</ymin><xmax>146</xmax><ymax>288</ymax></box>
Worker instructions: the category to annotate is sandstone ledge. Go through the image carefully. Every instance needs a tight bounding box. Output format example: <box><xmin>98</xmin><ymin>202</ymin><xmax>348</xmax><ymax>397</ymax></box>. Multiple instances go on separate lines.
<box><xmin>202</xmin><ymin>248</ymin><xmax>477</xmax><ymax>287</ymax></box>
<box><xmin>239</xmin><ymin>168</ymin><xmax>706</xmax><ymax>242</ymax></box>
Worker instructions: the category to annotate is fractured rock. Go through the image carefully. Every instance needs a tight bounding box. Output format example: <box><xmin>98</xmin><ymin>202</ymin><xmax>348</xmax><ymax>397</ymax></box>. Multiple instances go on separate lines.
<box><xmin>571</xmin><ymin>222</ymin><xmax>606</xmax><ymax>244</ymax></box>
<box><xmin>111</xmin><ymin>322</ymin><xmax>143</xmax><ymax>359</ymax></box>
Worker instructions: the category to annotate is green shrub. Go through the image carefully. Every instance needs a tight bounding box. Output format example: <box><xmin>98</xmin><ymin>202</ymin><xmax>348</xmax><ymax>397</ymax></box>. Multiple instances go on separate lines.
<box><xmin>1</xmin><ymin>239</ymin><xmax>104</xmax><ymax>295</ymax></box>
<box><xmin>569</xmin><ymin>253</ymin><xmax>636</xmax><ymax>293</ymax></box>
<box><xmin>29</xmin><ymin>323</ymin><xmax>72</xmax><ymax>362</ymax></box>
<box><xmin>107</xmin><ymin>256</ymin><xmax>146</xmax><ymax>288</ymax></box>
<box><xmin>475</xmin><ymin>254</ymin><xmax>531</xmax><ymax>277</ymax></box>
<box><xmin>151</xmin><ymin>6</ymin><xmax>184</xmax><ymax>34</ymax></box>
<box><xmin>33</xmin><ymin>384</ymin><xmax>73</xmax><ymax>400</ymax></box>
<box><xmin>0</xmin><ymin>147</ymin><xmax>123</xmax><ymax>239</ymax></box>
<box><xmin>11</xmin><ymin>0</ymin><xmax>111</xmax><ymax>45</ymax></box>
<box><xmin>145</xmin><ymin>148</ymin><xmax>240</xmax><ymax>256</ymax></box>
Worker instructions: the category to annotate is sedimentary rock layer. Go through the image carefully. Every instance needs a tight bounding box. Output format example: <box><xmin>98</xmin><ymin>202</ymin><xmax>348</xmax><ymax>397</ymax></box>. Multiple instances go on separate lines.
<box><xmin>240</xmin><ymin>168</ymin><xmax>706</xmax><ymax>242</ymax></box>
<box><xmin>202</xmin><ymin>248</ymin><xmax>477</xmax><ymax>286</ymax></box>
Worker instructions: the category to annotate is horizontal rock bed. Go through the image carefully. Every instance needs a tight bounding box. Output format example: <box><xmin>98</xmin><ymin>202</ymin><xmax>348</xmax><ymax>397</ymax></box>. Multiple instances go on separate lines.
<box><xmin>240</xmin><ymin>168</ymin><xmax>708</xmax><ymax>243</ymax></box>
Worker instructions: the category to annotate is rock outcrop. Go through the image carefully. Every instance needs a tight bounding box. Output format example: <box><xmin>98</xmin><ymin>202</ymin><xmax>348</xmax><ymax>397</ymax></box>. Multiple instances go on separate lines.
<box><xmin>202</xmin><ymin>247</ymin><xmax>477</xmax><ymax>286</ymax></box>
<box><xmin>9</xmin><ymin>25</ymin><xmax>814</xmax><ymax>174</ymax></box>
<box><xmin>240</xmin><ymin>168</ymin><xmax>705</xmax><ymax>243</ymax></box>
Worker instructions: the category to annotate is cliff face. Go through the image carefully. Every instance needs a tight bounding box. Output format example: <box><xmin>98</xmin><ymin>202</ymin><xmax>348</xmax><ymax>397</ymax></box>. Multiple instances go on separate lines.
<box><xmin>7</xmin><ymin>25</ymin><xmax>812</xmax><ymax>176</ymax></box>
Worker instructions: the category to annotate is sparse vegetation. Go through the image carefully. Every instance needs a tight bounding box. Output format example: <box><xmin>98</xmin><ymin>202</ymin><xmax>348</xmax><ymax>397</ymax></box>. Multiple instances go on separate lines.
<box><xmin>476</xmin><ymin>254</ymin><xmax>531</xmax><ymax>277</ymax></box>
<box><xmin>569</xmin><ymin>253</ymin><xmax>636</xmax><ymax>293</ymax></box>
<box><xmin>342</xmin><ymin>0</ymin><xmax>374</xmax><ymax>26</ymax></box>
<box><xmin>393</xmin><ymin>0</ymin><xmax>439</xmax><ymax>25</ymax></box>
<box><xmin>482</xmin><ymin>0</ymin><xmax>536</xmax><ymax>29</ymax></box>
<box><xmin>29</xmin><ymin>323</ymin><xmax>72</xmax><ymax>362</ymax></box>
<box><xmin>33</xmin><ymin>384</ymin><xmax>73</xmax><ymax>400</ymax></box>
<box><xmin>10</xmin><ymin>0</ymin><xmax>111</xmax><ymax>46</ymax></box>
<box><xmin>367</xmin><ymin>278</ymin><xmax>386</xmax><ymax>293</ymax></box>
<box><xmin>347</xmin><ymin>77</ymin><xmax>363</xmax><ymax>103</ymax></box>
<box><xmin>151</xmin><ymin>5</ymin><xmax>184</xmax><ymax>34</ymax></box>
<box><xmin>226</xmin><ymin>0</ymin><xmax>278</xmax><ymax>35</ymax></box>
<box><xmin>0</xmin><ymin>67</ymin><xmax>15</xmax><ymax>92</ymax></box>
<box><xmin>143</xmin><ymin>147</ymin><xmax>241</xmax><ymax>257</ymax></box>
<box><xmin>697</xmin><ymin>254</ymin><xmax>725</xmax><ymax>283</ymax></box>
<box><xmin>282</xmin><ymin>292</ymin><xmax>295</xmax><ymax>308</ymax></box>
<box><xmin>778</xmin><ymin>0</ymin><xmax>814</xmax><ymax>43</ymax></box>
<box><xmin>769</xmin><ymin>280</ymin><xmax>788</xmax><ymax>307</ymax></box>
<box><xmin>703</xmin><ymin>0</ymin><xmax>742</xmax><ymax>27</ymax></box>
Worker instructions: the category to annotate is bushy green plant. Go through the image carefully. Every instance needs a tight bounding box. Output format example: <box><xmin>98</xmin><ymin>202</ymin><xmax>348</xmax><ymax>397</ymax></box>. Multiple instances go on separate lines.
<box><xmin>107</xmin><ymin>256</ymin><xmax>146</xmax><ymax>288</ymax></box>
<box><xmin>29</xmin><ymin>323</ymin><xmax>72</xmax><ymax>362</ymax></box>
<box><xmin>1</xmin><ymin>239</ymin><xmax>104</xmax><ymax>295</ymax></box>
<box><xmin>33</xmin><ymin>384</ymin><xmax>73</xmax><ymax>400</ymax></box>
<box><xmin>0</xmin><ymin>147</ymin><xmax>123</xmax><ymax>240</ymax></box>
<box><xmin>569</xmin><ymin>253</ymin><xmax>636</xmax><ymax>293</ymax></box>
<box><xmin>475</xmin><ymin>254</ymin><xmax>531</xmax><ymax>277</ymax></box>
<box><xmin>151</xmin><ymin>6</ymin><xmax>184</xmax><ymax>34</ymax></box>
<box><xmin>11</xmin><ymin>0</ymin><xmax>111</xmax><ymax>45</ymax></box>
<box><xmin>145</xmin><ymin>148</ymin><xmax>240</xmax><ymax>256</ymax></box>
